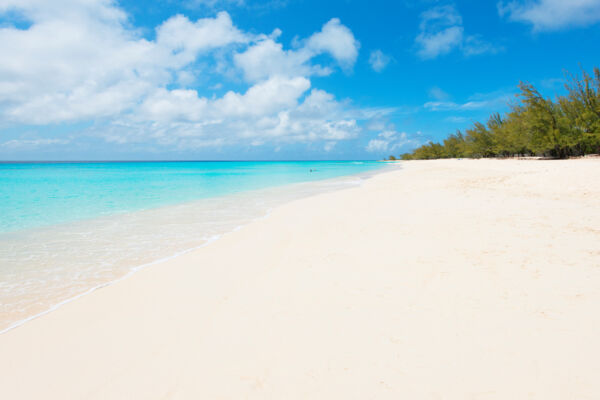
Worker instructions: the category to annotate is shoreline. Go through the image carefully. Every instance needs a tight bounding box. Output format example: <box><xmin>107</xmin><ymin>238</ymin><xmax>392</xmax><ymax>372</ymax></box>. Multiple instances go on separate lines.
<box><xmin>0</xmin><ymin>165</ymin><xmax>395</xmax><ymax>334</ymax></box>
<box><xmin>2</xmin><ymin>158</ymin><xmax>599</xmax><ymax>399</ymax></box>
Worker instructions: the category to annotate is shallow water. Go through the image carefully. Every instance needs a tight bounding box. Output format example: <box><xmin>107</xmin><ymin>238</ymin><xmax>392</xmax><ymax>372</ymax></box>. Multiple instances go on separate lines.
<box><xmin>0</xmin><ymin>161</ymin><xmax>390</xmax><ymax>332</ymax></box>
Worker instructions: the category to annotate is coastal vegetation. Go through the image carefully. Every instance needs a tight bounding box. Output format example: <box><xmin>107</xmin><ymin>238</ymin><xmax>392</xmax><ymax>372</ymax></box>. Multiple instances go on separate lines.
<box><xmin>399</xmin><ymin>67</ymin><xmax>600</xmax><ymax>160</ymax></box>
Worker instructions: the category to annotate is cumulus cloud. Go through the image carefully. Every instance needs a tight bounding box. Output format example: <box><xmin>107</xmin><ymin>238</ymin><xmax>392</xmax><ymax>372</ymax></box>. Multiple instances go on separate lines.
<box><xmin>415</xmin><ymin>5</ymin><xmax>497</xmax><ymax>59</ymax></box>
<box><xmin>369</xmin><ymin>50</ymin><xmax>391</xmax><ymax>72</ymax></box>
<box><xmin>305</xmin><ymin>18</ymin><xmax>360</xmax><ymax>71</ymax></box>
<box><xmin>234</xmin><ymin>18</ymin><xmax>359</xmax><ymax>82</ymax></box>
<box><xmin>107</xmin><ymin>86</ymin><xmax>364</xmax><ymax>149</ymax></box>
<box><xmin>0</xmin><ymin>3</ymin><xmax>248</xmax><ymax>124</ymax></box>
<box><xmin>136</xmin><ymin>76</ymin><xmax>311</xmax><ymax>123</ymax></box>
<box><xmin>0</xmin><ymin>0</ymin><xmax>373</xmax><ymax>153</ymax></box>
<box><xmin>498</xmin><ymin>0</ymin><xmax>600</xmax><ymax>31</ymax></box>
<box><xmin>233</xmin><ymin>37</ymin><xmax>325</xmax><ymax>82</ymax></box>
<box><xmin>366</xmin><ymin>130</ymin><xmax>416</xmax><ymax>154</ymax></box>
<box><xmin>156</xmin><ymin>12</ymin><xmax>249</xmax><ymax>64</ymax></box>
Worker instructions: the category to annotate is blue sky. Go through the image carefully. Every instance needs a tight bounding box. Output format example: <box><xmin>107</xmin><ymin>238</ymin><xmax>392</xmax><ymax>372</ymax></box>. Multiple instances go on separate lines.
<box><xmin>0</xmin><ymin>0</ymin><xmax>599</xmax><ymax>160</ymax></box>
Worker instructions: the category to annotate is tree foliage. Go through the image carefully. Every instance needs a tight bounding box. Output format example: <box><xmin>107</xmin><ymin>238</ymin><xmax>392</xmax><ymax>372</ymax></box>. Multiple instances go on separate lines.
<box><xmin>401</xmin><ymin>67</ymin><xmax>600</xmax><ymax>160</ymax></box>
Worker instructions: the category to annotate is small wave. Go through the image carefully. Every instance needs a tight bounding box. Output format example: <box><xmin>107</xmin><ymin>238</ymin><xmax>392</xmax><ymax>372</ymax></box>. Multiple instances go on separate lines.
<box><xmin>0</xmin><ymin>167</ymin><xmax>388</xmax><ymax>334</ymax></box>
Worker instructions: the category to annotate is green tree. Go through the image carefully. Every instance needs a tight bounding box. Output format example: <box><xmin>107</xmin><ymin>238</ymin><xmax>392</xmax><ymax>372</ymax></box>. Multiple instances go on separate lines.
<box><xmin>401</xmin><ymin>66</ymin><xmax>600</xmax><ymax>160</ymax></box>
<box><xmin>443</xmin><ymin>131</ymin><xmax>466</xmax><ymax>158</ymax></box>
<box><xmin>561</xmin><ymin>67</ymin><xmax>600</xmax><ymax>154</ymax></box>
<box><xmin>464</xmin><ymin>122</ymin><xmax>495</xmax><ymax>157</ymax></box>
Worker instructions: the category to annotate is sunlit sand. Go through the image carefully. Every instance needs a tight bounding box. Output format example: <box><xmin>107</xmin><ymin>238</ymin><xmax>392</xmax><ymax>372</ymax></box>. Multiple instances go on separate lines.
<box><xmin>1</xmin><ymin>158</ymin><xmax>599</xmax><ymax>399</ymax></box>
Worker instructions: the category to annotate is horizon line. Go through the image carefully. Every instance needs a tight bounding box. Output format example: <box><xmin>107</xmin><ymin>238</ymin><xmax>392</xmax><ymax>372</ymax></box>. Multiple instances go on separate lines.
<box><xmin>0</xmin><ymin>159</ymin><xmax>382</xmax><ymax>163</ymax></box>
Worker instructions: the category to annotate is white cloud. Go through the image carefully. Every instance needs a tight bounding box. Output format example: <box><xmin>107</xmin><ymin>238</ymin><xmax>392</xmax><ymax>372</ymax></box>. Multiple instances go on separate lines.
<box><xmin>498</xmin><ymin>0</ymin><xmax>600</xmax><ymax>31</ymax></box>
<box><xmin>366</xmin><ymin>130</ymin><xmax>415</xmax><ymax>154</ymax></box>
<box><xmin>234</xmin><ymin>18</ymin><xmax>359</xmax><ymax>82</ymax></box>
<box><xmin>417</xmin><ymin>27</ymin><xmax>464</xmax><ymax>59</ymax></box>
<box><xmin>415</xmin><ymin>5</ymin><xmax>497</xmax><ymax>59</ymax></box>
<box><xmin>137</xmin><ymin>88</ymin><xmax>210</xmax><ymax>123</ymax></box>
<box><xmin>305</xmin><ymin>18</ymin><xmax>360</xmax><ymax>71</ymax></box>
<box><xmin>107</xmin><ymin>86</ymin><xmax>364</xmax><ymax>149</ymax></box>
<box><xmin>424</xmin><ymin>100</ymin><xmax>489</xmax><ymax>111</ymax></box>
<box><xmin>462</xmin><ymin>35</ymin><xmax>500</xmax><ymax>56</ymax></box>
<box><xmin>0</xmin><ymin>0</ymin><xmax>126</xmax><ymax>23</ymax></box>
<box><xmin>244</xmin><ymin>88</ymin><xmax>362</xmax><ymax>142</ymax></box>
<box><xmin>0</xmin><ymin>4</ymin><xmax>249</xmax><ymax>125</ymax></box>
<box><xmin>416</xmin><ymin>5</ymin><xmax>464</xmax><ymax>59</ymax></box>
<box><xmin>233</xmin><ymin>38</ymin><xmax>324</xmax><ymax>82</ymax></box>
<box><xmin>369</xmin><ymin>50</ymin><xmax>391</xmax><ymax>72</ymax></box>
<box><xmin>213</xmin><ymin>76</ymin><xmax>311</xmax><ymax>117</ymax></box>
<box><xmin>424</xmin><ymin>91</ymin><xmax>513</xmax><ymax>111</ymax></box>
<box><xmin>365</xmin><ymin>138</ymin><xmax>390</xmax><ymax>153</ymax></box>
<box><xmin>136</xmin><ymin>76</ymin><xmax>310</xmax><ymax>126</ymax></box>
<box><xmin>155</xmin><ymin>12</ymin><xmax>249</xmax><ymax>66</ymax></box>
<box><xmin>0</xmin><ymin>0</ymin><xmax>376</xmax><ymax>153</ymax></box>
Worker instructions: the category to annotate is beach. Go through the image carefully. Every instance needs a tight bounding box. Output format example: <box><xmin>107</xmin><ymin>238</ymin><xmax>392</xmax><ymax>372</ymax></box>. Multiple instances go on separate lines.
<box><xmin>1</xmin><ymin>158</ymin><xmax>600</xmax><ymax>399</ymax></box>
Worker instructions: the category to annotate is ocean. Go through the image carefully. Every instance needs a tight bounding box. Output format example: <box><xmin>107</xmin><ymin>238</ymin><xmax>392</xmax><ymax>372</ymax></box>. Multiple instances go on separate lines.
<box><xmin>0</xmin><ymin>161</ymin><xmax>388</xmax><ymax>332</ymax></box>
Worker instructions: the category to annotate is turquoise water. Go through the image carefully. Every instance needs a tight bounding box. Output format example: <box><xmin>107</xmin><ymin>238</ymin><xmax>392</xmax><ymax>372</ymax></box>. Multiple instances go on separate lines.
<box><xmin>0</xmin><ymin>161</ymin><xmax>383</xmax><ymax>233</ymax></box>
<box><xmin>0</xmin><ymin>161</ymin><xmax>388</xmax><ymax>332</ymax></box>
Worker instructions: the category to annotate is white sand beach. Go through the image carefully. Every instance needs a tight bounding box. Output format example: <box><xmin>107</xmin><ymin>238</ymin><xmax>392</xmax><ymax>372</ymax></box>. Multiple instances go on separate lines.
<box><xmin>1</xmin><ymin>158</ymin><xmax>600</xmax><ymax>399</ymax></box>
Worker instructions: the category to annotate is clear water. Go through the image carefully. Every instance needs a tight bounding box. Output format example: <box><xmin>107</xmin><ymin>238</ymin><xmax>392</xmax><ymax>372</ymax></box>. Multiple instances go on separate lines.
<box><xmin>0</xmin><ymin>161</ymin><xmax>384</xmax><ymax>233</ymax></box>
<box><xmin>0</xmin><ymin>161</ymin><xmax>388</xmax><ymax>332</ymax></box>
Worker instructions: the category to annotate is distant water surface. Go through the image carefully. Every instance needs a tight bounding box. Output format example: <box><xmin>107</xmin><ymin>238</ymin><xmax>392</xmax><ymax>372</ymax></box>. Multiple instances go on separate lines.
<box><xmin>0</xmin><ymin>161</ymin><xmax>389</xmax><ymax>332</ymax></box>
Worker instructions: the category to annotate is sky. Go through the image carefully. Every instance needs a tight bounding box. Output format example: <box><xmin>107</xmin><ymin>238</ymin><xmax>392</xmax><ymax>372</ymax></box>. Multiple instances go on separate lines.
<box><xmin>0</xmin><ymin>0</ymin><xmax>599</xmax><ymax>160</ymax></box>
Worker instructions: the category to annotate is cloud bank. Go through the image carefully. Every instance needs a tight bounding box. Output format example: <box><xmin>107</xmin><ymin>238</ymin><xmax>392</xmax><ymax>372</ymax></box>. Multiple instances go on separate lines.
<box><xmin>0</xmin><ymin>0</ymin><xmax>382</xmax><ymax>154</ymax></box>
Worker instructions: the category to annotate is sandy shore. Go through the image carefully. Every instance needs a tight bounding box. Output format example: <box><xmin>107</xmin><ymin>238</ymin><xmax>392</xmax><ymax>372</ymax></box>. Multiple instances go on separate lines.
<box><xmin>1</xmin><ymin>158</ymin><xmax>599</xmax><ymax>399</ymax></box>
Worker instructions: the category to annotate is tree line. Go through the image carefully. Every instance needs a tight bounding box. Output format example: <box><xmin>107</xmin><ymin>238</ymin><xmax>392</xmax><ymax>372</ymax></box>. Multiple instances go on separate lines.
<box><xmin>396</xmin><ymin>67</ymin><xmax>600</xmax><ymax>160</ymax></box>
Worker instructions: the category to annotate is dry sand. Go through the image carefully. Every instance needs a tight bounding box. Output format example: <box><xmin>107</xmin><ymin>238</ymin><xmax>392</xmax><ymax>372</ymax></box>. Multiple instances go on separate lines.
<box><xmin>1</xmin><ymin>158</ymin><xmax>599</xmax><ymax>399</ymax></box>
